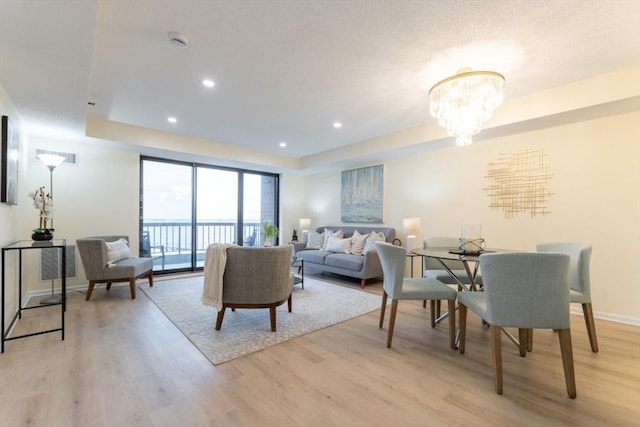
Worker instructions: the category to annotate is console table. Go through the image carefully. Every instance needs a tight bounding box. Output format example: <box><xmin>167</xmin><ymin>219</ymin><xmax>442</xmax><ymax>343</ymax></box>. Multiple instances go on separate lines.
<box><xmin>1</xmin><ymin>239</ymin><xmax>66</xmax><ymax>352</ymax></box>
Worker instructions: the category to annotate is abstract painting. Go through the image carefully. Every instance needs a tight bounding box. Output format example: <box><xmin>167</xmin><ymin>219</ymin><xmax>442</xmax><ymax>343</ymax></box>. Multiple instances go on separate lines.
<box><xmin>341</xmin><ymin>165</ymin><xmax>383</xmax><ymax>223</ymax></box>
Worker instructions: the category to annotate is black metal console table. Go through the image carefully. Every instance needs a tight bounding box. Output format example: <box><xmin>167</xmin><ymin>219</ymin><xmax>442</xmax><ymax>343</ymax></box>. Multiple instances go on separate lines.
<box><xmin>1</xmin><ymin>239</ymin><xmax>66</xmax><ymax>352</ymax></box>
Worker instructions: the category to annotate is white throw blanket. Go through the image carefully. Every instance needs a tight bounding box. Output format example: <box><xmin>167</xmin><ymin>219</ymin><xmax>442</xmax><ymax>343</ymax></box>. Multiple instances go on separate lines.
<box><xmin>202</xmin><ymin>243</ymin><xmax>234</xmax><ymax>311</ymax></box>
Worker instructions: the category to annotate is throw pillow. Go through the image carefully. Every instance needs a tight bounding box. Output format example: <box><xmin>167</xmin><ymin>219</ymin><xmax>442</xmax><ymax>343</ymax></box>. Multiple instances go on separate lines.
<box><xmin>362</xmin><ymin>231</ymin><xmax>386</xmax><ymax>254</ymax></box>
<box><xmin>349</xmin><ymin>230</ymin><xmax>368</xmax><ymax>256</ymax></box>
<box><xmin>325</xmin><ymin>236</ymin><xmax>352</xmax><ymax>253</ymax></box>
<box><xmin>106</xmin><ymin>238</ymin><xmax>131</xmax><ymax>266</ymax></box>
<box><xmin>305</xmin><ymin>231</ymin><xmax>324</xmax><ymax>249</ymax></box>
<box><xmin>322</xmin><ymin>229</ymin><xmax>344</xmax><ymax>250</ymax></box>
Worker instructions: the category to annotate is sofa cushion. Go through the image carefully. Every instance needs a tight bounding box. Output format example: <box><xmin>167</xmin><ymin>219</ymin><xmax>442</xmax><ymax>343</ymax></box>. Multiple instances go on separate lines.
<box><xmin>297</xmin><ymin>250</ymin><xmax>331</xmax><ymax>265</ymax></box>
<box><xmin>305</xmin><ymin>231</ymin><xmax>324</xmax><ymax>249</ymax></box>
<box><xmin>349</xmin><ymin>230</ymin><xmax>368</xmax><ymax>255</ymax></box>
<box><xmin>324</xmin><ymin>253</ymin><xmax>365</xmax><ymax>271</ymax></box>
<box><xmin>362</xmin><ymin>231</ymin><xmax>386</xmax><ymax>254</ymax></box>
<box><xmin>325</xmin><ymin>236</ymin><xmax>351</xmax><ymax>253</ymax></box>
<box><xmin>322</xmin><ymin>228</ymin><xmax>343</xmax><ymax>250</ymax></box>
<box><xmin>106</xmin><ymin>238</ymin><xmax>131</xmax><ymax>266</ymax></box>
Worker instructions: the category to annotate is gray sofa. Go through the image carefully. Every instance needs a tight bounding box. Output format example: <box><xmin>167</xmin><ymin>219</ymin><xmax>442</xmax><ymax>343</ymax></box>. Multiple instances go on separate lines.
<box><xmin>292</xmin><ymin>226</ymin><xmax>396</xmax><ymax>288</ymax></box>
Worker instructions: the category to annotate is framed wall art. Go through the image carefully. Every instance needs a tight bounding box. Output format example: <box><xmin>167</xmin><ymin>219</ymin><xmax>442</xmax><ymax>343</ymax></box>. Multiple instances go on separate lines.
<box><xmin>1</xmin><ymin>115</ymin><xmax>18</xmax><ymax>205</ymax></box>
<box><xmin>341</xmin><ymin>164</ymin><xmax>383</xmax><ymax>223</ymax></box>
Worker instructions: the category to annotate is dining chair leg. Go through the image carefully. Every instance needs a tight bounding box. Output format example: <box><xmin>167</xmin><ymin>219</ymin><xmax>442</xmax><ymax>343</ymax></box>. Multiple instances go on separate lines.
<box><xmin>518</xmin><ymin>328</ymin><xmax>528</xmax><ymax>357</ymax></box>
<box><xmin>558</xmin><ymin>328</ymin><xmax>577</xmax><ymax>398</ymax></box>
<box><xmin>582</xmin><ymin>303</ymin><xmax>599</xmax><ymax>353</ymax></box>
<box><xmin>491</xmin><ymin>325</ymin><xmax>503</xmax><ymax>395</ymax></box>
<box><xmin>436</xmin><ymin>300</ymin><xmax>441</xmax><ymax>318</ymax></box>
<box><xmin>379</xmin><ymin>291</ymin><xmax>388</xmax><ymax>328</ymax></box>
<box><xmin>430</xmin><ymin>300</ymin><xmax>436</xmax><ymax>328</ymax></box>
<box><xmin>287</xmin><ymin>294</ymin><xmax>292</xmax><ymax>312</ymax></box>
<box><xmin>386</xmin><ymin>299</ymin><xmax>399</xmax><ymax>348</ymax></box>
<box><xmin>447</xmin><ymin>299</ymin><xmax>456</xmax><ymax>350</ymax></box>
<box><xmin>423</xmin><ymin>300</ymin><xmax>426</xmax><ymax>308</ymax></box>
<box><xmin>458</xmin><ymin>304</ymin><xmax>467</xmax><ymax>354</ymax></box>
<box><xmin>527</xmin><ymin>328</ymin><xmax>533</xmax><ymax>352</ymax></box>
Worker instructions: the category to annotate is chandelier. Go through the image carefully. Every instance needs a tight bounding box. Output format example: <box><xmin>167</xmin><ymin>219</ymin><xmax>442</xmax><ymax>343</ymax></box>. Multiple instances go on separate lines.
<box><xmin>429</xmin><ymin>68</ymin><xmax>505</xmax><ymax>146</ymax></box>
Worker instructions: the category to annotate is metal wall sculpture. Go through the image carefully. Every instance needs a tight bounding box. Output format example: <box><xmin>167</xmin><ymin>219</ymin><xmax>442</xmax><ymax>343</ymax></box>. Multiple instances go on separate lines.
<box><xmin>484</xmin><ymin>147</ymin><xmax>553</xmax><ymax>219</ymax></box>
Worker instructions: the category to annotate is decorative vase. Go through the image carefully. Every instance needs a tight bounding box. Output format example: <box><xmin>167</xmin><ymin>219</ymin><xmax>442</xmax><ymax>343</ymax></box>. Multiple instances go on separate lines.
<box><xmin>32</xmin><ymin>230</ymin><xmax>54</xmax><ymax>241</ymax></box>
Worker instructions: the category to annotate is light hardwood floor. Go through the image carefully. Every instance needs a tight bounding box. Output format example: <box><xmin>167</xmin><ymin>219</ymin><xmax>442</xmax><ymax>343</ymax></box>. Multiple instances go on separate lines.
<box><xmin>0</xmin><ymin>274</ymin><xmax>639</xmax><ymax>427</ymax></box>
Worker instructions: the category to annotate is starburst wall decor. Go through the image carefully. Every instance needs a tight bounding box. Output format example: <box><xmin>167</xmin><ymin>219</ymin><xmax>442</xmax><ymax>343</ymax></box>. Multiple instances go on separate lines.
<box><xmin>484</xmin><ymin>147</ymin><xmax>553</xmax><ymax>219</ymax></box>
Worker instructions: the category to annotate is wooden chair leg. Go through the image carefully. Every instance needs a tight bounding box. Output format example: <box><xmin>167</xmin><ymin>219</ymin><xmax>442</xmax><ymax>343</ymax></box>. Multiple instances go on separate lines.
<box><xmin>386</xmin><ymin>300</ymin><xmax>398</xmax><ymax>348</ymax></box>
<box><xmin>215</xmin><ymin>308</ymin><xmax>226</xmax><ymax>330</ymax></box>
<box><xmin>85</xmin><ymin>281</ymin><xmax>96</xmax><ymax>301</ymax></box>
<box><xmin>527</xmin><ymin>328</ymin><xmax>533</xmax><ymax>352</ymax></box>
<box><xmin>269</xmin><ymin>306</ymin><xmax>277</xmax><ymax>332</ymax></box>
<box><xmin>582</xmin><ymin>303</ymin><xmax>599</xmax><ymax>353</ymax></box>
<box><xmin>518</xmin><ymin>328</ymin><xmax>528</xmax><ymax>357</ymax></box>
<box><xmin>423</xmin><ymin>300</ymin><xmax>426</xmax><ymax>308</ymax></box>
<box><xmin>287</xmin><ymin>294</ymin><xmax>292</xmax><ymax>312</ymax></box>
<box><xmin>491</xmin><ymin>325</ymin><xmax>503</xmax><ymax>395</ymax></box>
<box><xmin>430</xmin><ymin>300</ymin><xmax>436</xmax><ymax>328</ymax></box>
<box><xmin>436</xmin><ymin>300</ymin><xmax>441</xmax><ymax>318</ymax></box>
<box><xmin>558</xmin><ymin>328</ymin><xmax>577</xmax><ymax>398</ymax></box>
<box><xmin>379</xmin><ymin>291</ymin><xmax>388</xmax><ymax>328</ymax></box>
<box><xmin>458</xmin><ymin>304</ymin><xmax>467</xmax><ymax>354</ymax></box>
<box><xmin>147</xmin><ymin>270</ymin><xmax>154</xmax><ymax>287</ymax></box>
<box><xmin>129</xmin><ymin>278</ymin><xmax>136</xmax><ymax>299</ymax></box>
<box><xmin>106</xmin><ymin>282</ymin><xmax>112</xmax><ymax>291</ymax></box>
<box><xmin>360</xmin><ymin>279</ymin><xmax>366</xmax><ymax>289</ymax></box>
<box><xmin>447</xmin><ymin>299</ymin><xmax>456</xmax><ymax>350</ymax></box>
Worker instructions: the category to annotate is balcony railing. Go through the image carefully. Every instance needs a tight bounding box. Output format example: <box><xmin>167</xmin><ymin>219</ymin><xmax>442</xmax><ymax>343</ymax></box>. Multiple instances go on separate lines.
<box><xmin>142</xmin><ymin>221</ymin><xmax>265</xmax><ymax>270</ymax></box>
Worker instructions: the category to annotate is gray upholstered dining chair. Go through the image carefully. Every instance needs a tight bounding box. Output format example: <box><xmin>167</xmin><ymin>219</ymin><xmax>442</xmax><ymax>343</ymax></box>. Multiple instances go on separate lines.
<box><xmin>214</xmin><ymin>245</ymin><xmax>294</xmax><ymax>332</ymax></box>
<box><xmin>458</xmin><ymin>252</ymin><xmax>576</xmax><ymax>398</ymax></box>
<box><xmin>76</xmin><ymin>235</ymin><xmax>154</xmax><ymax>300</ymax></box>
<box><xmin>537</xmin><ymin>242</ymin><xmax>597</xmax><ymax>352</ymax></box>
<box><xmin>375</xmin><ymin>242</ymin><xmax>458</xmax><ymax>350</ymax></box>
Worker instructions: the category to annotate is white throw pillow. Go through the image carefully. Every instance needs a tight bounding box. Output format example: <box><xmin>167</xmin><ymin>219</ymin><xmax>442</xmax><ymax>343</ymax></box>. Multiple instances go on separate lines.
<box><xmin>322</xmin><ymin>229</ymin><xmax>344</xmax><ymax>250</ymax></box>
<box><xmin>325</xmin><ymin>236</ymin><xmax>352</xmax><ymax>253</ymax></box>
<box><xmin>105</xmin><ymin>238</ymin><xmax>131</xmax><ymax>266</ymax></box>
<box><xmin>349</xmin><ymin>230</ymin><xmax>368</xmax><ymax>256</ymax></box>
<box><xmin>305</xmin><ymin>231</ymin><xmax>324</xmax><ymax>249</ymax></box>
<box><xmin>362</xmin><ymin>231</ymin><xmax>386</xmax><ymax>254</ymax></box>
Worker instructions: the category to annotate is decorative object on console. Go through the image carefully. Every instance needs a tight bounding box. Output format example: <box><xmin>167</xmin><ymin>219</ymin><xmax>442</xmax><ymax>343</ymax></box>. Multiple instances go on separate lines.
<box><xmin>291</xmin><ymin>228</ymin><xmax>298</xmax><ymax>243</ymax></box>
<box><xmin>341</xmin><ymin>165</ymin><xmax>383</xmax><ymax>223</ymax></box>
<box><xmin>459</xmin><ymin>224</ymin><xmax>485</xmax><ymax>253</ymax></box>
<box><xmin>1</xmin><ymin>115</ymin><xmax>18</xmax><ymax>205</ymax></box>
<box><xmin>429</xmin><ymin>68</ymin><xmax>505</xmax><ymax>147</ymax></box>
<box><xmin>403</xmin><ymin>217</ymin><xmax>421</xmax><ymax>250</ymax></box>
<box><xmin>28</xmin><ymin>186</ymin><xmax>55</xmax><ymax>241</ymax></box>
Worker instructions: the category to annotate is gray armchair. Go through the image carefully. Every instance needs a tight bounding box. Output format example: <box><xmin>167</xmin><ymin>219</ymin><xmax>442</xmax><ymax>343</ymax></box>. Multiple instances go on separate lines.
<box><xmin>76</xmin><ymin>235</ymin><xmax>154</xmax><ymax>301</ymax></box>
<box><xmin>215</xmin><ymin>245</ymin><xmax>294</xmax><ymax>332</ymax></box>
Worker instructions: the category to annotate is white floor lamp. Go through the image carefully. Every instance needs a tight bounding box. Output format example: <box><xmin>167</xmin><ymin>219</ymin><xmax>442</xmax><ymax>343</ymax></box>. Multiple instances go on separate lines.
<box><xmin>37</xmin><ymin>153</ymin><xmax>65</xmax><ymax>305</ymax></box>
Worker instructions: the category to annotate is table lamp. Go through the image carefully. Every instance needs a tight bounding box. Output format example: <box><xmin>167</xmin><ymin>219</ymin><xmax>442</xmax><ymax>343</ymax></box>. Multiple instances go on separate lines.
<box><xmin>299</xmin><ymin>218</ymin><xmax>311</xmax><ymax>243</ymax></box>
<box><xmin>403</xmin><ymin>217</ymin><xmax>421</xmax><ymax>250</ymax></box>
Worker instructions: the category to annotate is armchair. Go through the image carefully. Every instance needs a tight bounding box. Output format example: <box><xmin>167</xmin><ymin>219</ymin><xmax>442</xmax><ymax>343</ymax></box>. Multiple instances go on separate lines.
<box><xmin>214</xmin><ymin>245</ymin><xmax>294</xmax><ymax>332</ymax></box>
<box><xmin>76</xmin><ymin>235</ymin><xmax>154</xmax><ymax>301</ymax></box>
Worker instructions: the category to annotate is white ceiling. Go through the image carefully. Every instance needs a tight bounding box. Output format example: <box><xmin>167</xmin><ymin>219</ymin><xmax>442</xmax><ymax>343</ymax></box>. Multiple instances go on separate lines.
<box><xmin>1</xmin><ymin>0</ymin><xmax>639</xmax><ymax>162</ymax></box>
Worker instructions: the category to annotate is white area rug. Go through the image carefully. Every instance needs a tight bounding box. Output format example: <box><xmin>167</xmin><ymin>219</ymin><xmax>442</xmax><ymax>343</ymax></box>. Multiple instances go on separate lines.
<box><xmin>141</xmin><ymin>276</ymin><xmax>382</xmax><ymax>365</ymax></box>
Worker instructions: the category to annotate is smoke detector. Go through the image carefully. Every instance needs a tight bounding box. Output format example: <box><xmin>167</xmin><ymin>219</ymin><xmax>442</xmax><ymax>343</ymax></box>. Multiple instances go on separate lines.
<box><xmin>168</xmin><ymin>31</ymin><xmax>188</xmax><ymax>48</ymax></box>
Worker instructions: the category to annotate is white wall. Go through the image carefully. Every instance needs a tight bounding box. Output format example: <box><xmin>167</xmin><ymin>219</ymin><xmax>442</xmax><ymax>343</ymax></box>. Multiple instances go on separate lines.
<box><xmin>299</xmin><ymin>111</ymin><xmax>640</xmax><ymax>323</ymax></box>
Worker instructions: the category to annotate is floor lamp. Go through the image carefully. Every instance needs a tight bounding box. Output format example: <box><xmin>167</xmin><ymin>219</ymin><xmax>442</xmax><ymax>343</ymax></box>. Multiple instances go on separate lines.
<box><xmin>37</xmin><ymin>153</ymin><xmax>65</xmax><ymax>305</ymax></box>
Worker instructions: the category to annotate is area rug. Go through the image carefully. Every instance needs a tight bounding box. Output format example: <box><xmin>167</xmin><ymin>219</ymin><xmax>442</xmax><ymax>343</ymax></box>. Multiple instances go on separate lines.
<box><xmin>141</xmin><ymin>275</ymin><xmax>382</xmax><ymax>365</ymax></box>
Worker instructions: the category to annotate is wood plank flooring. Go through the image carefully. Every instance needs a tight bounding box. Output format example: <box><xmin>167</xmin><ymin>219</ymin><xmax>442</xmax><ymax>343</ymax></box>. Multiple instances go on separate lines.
<box><xmin>0</xmin><ymin>275</ymin><xmax>638</xmax><ymax>426</ymax></box>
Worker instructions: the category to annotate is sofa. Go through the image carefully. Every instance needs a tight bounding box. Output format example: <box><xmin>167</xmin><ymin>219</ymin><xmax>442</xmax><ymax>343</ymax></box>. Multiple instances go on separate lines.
<box><xmin>292</xmin><ymin>226</ymin><xmax>396</xmax><ymax>288</ymax></box>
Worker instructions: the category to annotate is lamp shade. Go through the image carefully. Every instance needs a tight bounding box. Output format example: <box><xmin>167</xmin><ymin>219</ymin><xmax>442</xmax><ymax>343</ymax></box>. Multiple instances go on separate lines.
<box><xmin>403</xmin><ymin>217</ymin><xmax>421</xmax><ymax>237</ymax></box>
<box><xmin>299</xmin><ymin>218</ymin><xmax>311</xmax><ymax>232</ymax></box>
<box><xmin>36</xmin><ymin>153</ymin><xmax>65</xmax><ymax>168</ymax></box>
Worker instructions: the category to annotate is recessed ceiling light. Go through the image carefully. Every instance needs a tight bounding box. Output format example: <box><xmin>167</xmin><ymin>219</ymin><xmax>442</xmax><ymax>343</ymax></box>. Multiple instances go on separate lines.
<box><xmin>168</xmin><ymin>117</ymin><xmax>177</xmax><ymax>124</ymax></box>
<box><xmin>202</xmin><ymin>79</ymin><xmax>215</xmax><ymax>88</ymax></box>
<box><xmin>333</xmin><ymin>122</ymin><xmax>342</xmax><ymax>128</ymax></box>
<box><xmin>279</xmin><ymin>142</ymin><xmax>287</xmax><ymax>148</ymax></box>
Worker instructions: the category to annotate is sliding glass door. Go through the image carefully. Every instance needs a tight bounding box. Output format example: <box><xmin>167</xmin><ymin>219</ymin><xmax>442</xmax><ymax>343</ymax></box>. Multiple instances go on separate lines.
<box><xmin>140</xmin><ymin>157</ymin><xmax>279</xmax><ymax>273</ymax></box>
